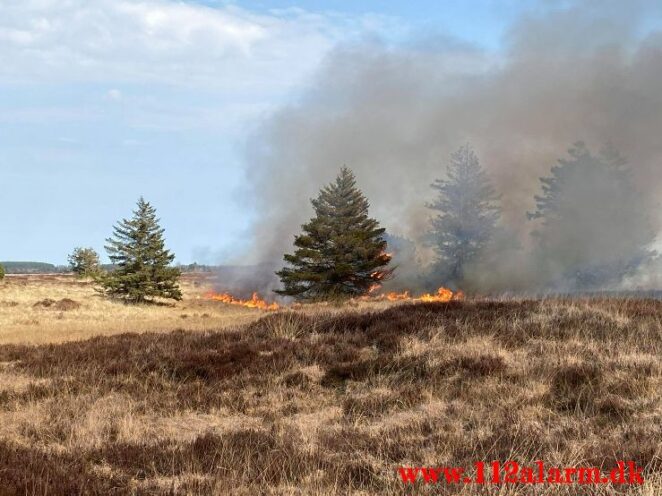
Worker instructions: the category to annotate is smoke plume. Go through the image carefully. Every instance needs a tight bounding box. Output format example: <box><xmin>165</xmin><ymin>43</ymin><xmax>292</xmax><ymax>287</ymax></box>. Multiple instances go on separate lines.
<box><xmin>243</xmin><ymin>0</ymin><xmax>662</xmax><ymax>293</ymax></box>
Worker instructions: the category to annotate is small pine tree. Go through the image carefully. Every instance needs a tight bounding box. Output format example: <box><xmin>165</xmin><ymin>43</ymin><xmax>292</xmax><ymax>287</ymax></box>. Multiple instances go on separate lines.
<box><xmin>67</xmin><ymin>247</ymin><xmax>101</xmax><ymax>278</ymax></box>
<box><xmin>0</xmin><ymin>264</ymin><xmax>4</xmax><ymax>281</ymax></box>
<box><xmin>427</xmin><ymin>145</ymin><xmax>500</xmax><ymax>287</ymax></box>
<box><xmin>276</xmin><ymin>167</ymin><xmax>392</xmax><ymax>300</ymax></box>
<box><xmin>99</xmin><ymin>197</ymin><xmax>182</xmax><ymax>302</ymax></box>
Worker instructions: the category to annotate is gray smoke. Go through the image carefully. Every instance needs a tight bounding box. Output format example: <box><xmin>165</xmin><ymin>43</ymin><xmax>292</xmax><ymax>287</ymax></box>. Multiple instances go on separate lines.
<box><xmin>242</xmin><ymin>0</ymin><xmax>662</xmax><ymax>294</ymax></box>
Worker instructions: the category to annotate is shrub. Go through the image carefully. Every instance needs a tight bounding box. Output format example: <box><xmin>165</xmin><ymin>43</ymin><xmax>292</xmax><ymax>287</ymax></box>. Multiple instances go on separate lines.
<box><xmin>67</xmin><ymin>247</ymin><xmax>100</xmax><ymax>278</ymax></box>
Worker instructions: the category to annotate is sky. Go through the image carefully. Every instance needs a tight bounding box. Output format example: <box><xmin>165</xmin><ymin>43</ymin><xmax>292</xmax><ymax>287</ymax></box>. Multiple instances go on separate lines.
<box><xmin>0</xmin><ymin>0</ymin><xmax>597</xmax><ymax>264</ymax></box>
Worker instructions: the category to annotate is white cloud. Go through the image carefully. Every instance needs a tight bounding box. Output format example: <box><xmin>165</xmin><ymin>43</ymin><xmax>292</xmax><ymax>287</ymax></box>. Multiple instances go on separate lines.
<box><xmin>106</xmin><ymin>88</ymin><xmax>122</xmax><ymax>101</ymax></box>
<box><xmin>0</xmin><ymin>0</ymin><xmax>395</xmax><ymax>91</ymax></box>
<box><xmin>0</xmin><ymin>1</ymin><xmax>402</xmax><ymax>148</ymax></box>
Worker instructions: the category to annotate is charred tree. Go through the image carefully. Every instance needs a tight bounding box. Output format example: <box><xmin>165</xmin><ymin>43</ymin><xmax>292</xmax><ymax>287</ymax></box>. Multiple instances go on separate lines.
<box><xmin>276</xmin><ymin>167</ymin><xmax>392</xmax><ymax>300</ymax></box>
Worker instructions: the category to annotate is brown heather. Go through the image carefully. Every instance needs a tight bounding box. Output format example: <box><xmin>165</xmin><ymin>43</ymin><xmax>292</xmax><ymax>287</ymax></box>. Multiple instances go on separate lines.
<box><xmin>0</xmin><ymin>276</ymin><xmax>660</xmax><ymax>495</ymax></box>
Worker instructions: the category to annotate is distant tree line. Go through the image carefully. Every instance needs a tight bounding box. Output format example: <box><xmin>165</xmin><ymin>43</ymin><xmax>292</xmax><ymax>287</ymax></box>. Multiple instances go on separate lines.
<box><xmin>176</xmin><ymin>263</ymin><xmax>217</xmax><ymax>273</ymax></box>
<box><xmin>0</xmin><ymin>261</ymin><xmax>69</xmax><ymax>274</ymax></box>
<box><xmin>1</xmin><ymin>259</ymin><xmax>217</xmax><ymax>277</ymax></box>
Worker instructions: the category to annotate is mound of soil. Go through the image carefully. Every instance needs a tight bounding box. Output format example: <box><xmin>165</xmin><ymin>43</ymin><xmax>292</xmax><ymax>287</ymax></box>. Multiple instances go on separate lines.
<box><xmin>33</xmin><ymin>299</ymin><xmax>56</xmax><ymax>308</ymax></box>
<box><xmin>33</xmin><ymin>298</ymin><xmax>81</xmax><ymax>311</ymax></box>
<box><xmin>55</xmin><ymin>298</ymin><xmax>81</xmax><ymax>311</ymax></box>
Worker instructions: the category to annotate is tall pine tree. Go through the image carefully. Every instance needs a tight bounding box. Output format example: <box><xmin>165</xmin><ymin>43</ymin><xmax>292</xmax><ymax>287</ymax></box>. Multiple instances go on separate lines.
<box><xmin>528</xmin><ymin>142</ymin><xmax>654</xmax><ymax>288</ymax></box>
<box><xmin>276</xmin><ymin>167</ymin><xmax>392</xmax><ymax>300</ymax></box>
<box><xmin>99</xmin><ymin>197</ymin><xmax>182</xmax><ymax>302</ymax></box>
<box><xmin>427</xmin><ymin>145</ymin><xmax>500</xmax><ymax>287</ymax></box>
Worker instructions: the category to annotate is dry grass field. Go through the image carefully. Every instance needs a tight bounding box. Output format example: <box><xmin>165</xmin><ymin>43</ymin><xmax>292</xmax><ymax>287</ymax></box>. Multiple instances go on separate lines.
<box><xmin>0</xmin><ymin>275</ymin><xmax>660</xmax><ymax>495</ymax></box>
<box><xmin>0</xmin><ymin>274</ymin><xmax>263</xmax><ymax>345</ymax></box>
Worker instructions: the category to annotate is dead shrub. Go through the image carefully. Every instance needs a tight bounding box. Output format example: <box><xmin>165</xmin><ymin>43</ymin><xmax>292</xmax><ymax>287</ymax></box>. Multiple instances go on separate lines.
<box><xmin>283</xmin><ymin>370</ymin><xmax>312</xmax><ymax>388</ymax></box>
<box><xmin>0</xmin><ymin>440</ymin><xmax>126</xmax><ymax>495</ymax></box>
<box><xmin>32</xmin><ymin>298</ymin><xmax>80</xmax><ymax>311</ymax></box>
<box><xmin>321</xmin><ymin>355</ymin><xmax>429</xmax><ymax>387</ymax></box>
<box><xmin>55</xmin><ymin>298</ymin><xmax>81</xmax><ymax>311</ymax></box>
<box><xmin>318</xmin><ymin>426</ymin><xmax>418</xmax><ymax>463</ymax></box>
<box><xmin>33</xmin><ymin>298</ymin><xmax>56</xmax><ymax>308</ymax></box>
<box><xmin>596</xmin><ymin>393</ymin><xmax>633</xmax><ymax>418</ymax></box>
<box><xmin>548</xmin><ymin>361</ymin><xmax>603</xmax><ymax>412</ymax></box>
<box><xmin>248</xmin><ymin>312</ymin><xmax>317</xmax><ymax>339</ymax></box>
<box><xmin>259</xmin><ymin>311</ymin><xmax>310</xmax><ymax>340</ymax></box>
<box><xmin>342</xmin><ymin>388</ymin><xmax>422</xmax><ymax>419</ymax></box>
<box><xmin>332</xmin><ymin>460</ymin><xmax>379</xmax><ymax>489</ymax></box>
<box><xmin>457</xmin><ymin>354</ymin><xmax>506</xmax><ymax>376</ymax></box>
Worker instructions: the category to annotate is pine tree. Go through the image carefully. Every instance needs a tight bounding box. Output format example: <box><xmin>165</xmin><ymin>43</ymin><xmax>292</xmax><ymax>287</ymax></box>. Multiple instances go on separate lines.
<box><xmin>276</xmin><ymin>167</ymin><xmax>392</xmax><ymax>300</ymax></box>
<box><xmin>67</xmin><ymin>247</ymin><xmax>101</xmax><ymax>278</ymax></box>
<box><xmin>427</xmin><ymin>145</ymin><xmax>500</xmax><ymax>287</ymax></box>
<box><xmin>528</xmin><ymin>142</ymin><xmax>654</xmax><ymax>288</ymax></box>
<box><xmin>99</xmin><ymin>197</ymin><xmax>182</xmax><ymax>302</ymax></box>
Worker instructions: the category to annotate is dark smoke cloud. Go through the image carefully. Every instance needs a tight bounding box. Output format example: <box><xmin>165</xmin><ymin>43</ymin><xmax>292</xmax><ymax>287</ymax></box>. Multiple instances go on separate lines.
<box><xmin>242</xmin><ymin>0</ymin><xmax>662</xmax><ymax>293</ymax></box>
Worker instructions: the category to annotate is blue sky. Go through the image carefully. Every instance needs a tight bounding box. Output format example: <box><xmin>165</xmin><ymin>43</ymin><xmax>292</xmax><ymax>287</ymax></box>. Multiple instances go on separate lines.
<box><xmin>0</xmin><ymin>0</ymin><xmax>545</xmax><ymax>264</ymax></box>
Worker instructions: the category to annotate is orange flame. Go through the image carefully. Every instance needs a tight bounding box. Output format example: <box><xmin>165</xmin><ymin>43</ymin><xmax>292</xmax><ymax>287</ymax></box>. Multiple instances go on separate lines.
<box><xmin>368</xmin><ymin>283</ymin><xmax>381</xmax><ymax>294</ymax></box>
<box><xmin>419</xmin><ymin>287</ymin><xmax>455</xmax><ymax>302</ymax></box>
<box><xmin>204</xmin><ymin>286</ymin><xmax>462</xmax><ymax>310</ymax></box>
<box><xmin>362</xmin><ymin>287</ymin><xmax>464</xmax><ymax>303</ymax></box>
<box><xmin>369</xmin><ymin>250</ymin><xmax>393</xmax><ymax>284</ymax></box>
<box><xmin>204</xmin><ymin>291</ymin><xmax>280</xmax><ymax>311</ymax></box>
<box><xmin>386</xmin><ymin>290</ymin><xmax>410</xmax><ymax>301</ymax></box>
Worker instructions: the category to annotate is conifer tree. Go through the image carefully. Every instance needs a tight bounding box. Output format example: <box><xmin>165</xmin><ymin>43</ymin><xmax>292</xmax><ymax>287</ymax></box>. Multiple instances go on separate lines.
<box><xmin>427</xmin><ymin>145</ymin><xmax>500</xmax><ymax>287</ymax></box>
<box><xmin>528</xmin><ymin>142</ymin><xmax>654</xmax><ymax>288</ymax></box>
<box><xmin>276</xmin><ymin>167</ymin><xmax>392</xmax><ymax>300</ymax></box>
<box><xmin>99</xmin><ymin>197</ymin><xmax>182</xmax><ymax>302</ymax></box>
<box><xmin>68</xmin><ymin>247</ymin><xmax>101</xmax><ymax>278</ymax></box>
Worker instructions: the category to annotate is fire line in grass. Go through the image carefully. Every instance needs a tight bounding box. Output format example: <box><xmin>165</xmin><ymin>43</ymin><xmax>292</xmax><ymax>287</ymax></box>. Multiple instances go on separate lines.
<box><xmin>203</xmin><ymin>291</ymin><xmax>280</xmax><ymax>311</ymax></box>
<box><xmin>204</xmin><ymin>286</ymin><xmax>463</xmax><ymax>311</ymax></box>
<box><xmin>368</xmin><ymin>287</ymin><xmax>465</xmax><ymax>303</ymax></box>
